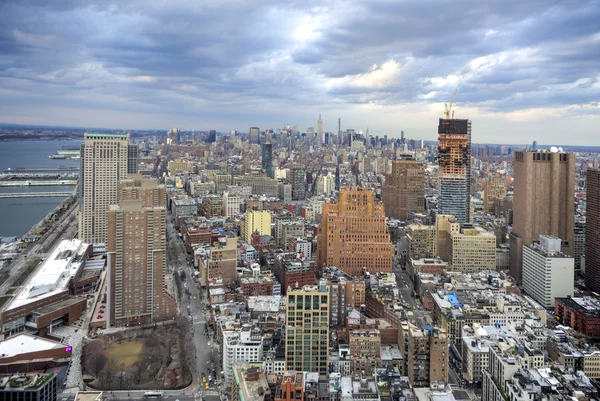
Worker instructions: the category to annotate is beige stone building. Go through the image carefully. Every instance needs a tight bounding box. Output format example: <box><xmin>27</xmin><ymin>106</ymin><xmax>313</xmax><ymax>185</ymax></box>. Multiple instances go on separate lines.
<box><xmin>483</xmin><ymin>177</ymin><xmax>507</xmax><ymax>212</ymax></box>
<box><xmin>448</xmin><ymin>227</ymin><xmax>497</xmax><ymax>273</ymax></box>
<box><xmin>79</xmin><ymin>132</ymin><xmax>135</xmax><ymax>243</ymax></box>
<box><xmin>167</xmin><ymin>159</ymin><xmax>195</xmax><ymax>175</ymax></box>
<box><xmin>199</xmin><ymin>236</ymin><xmax>238</xmax><ymax>286</ymax></box>
<box><xmin>349</xmin><ymin>329</ymin><xmax>381</xmax><ymax>375</ymax></box>
<box><xmin>407</xmin><ymin>224</ymin><xmax>437</xmax><ymax>261</ymax></box>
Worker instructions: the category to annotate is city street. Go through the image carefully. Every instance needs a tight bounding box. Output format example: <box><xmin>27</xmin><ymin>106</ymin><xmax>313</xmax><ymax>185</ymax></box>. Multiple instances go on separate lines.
<box><xmin>166</xmin><ymin>214</ymin><xmax>223</xmax><ymax>395</ymax></box>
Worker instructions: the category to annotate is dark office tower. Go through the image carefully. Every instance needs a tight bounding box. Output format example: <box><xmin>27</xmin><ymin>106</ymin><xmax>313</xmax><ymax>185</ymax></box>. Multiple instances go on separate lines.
<box><xmin>249</xmin><ymin>127</ymin><xmax>260</xmax><ymax>144</ymax></box>
<box><xmin>532</xmin><ymin>140</ymin><xmax>538</xmax><ymax>150</ymax></box>
<box><xmin>382</xmin><ymin>157</ymin><xmax>425</xmax><ymax>219</ymax></box>
<box><xmin>261</xmin><ymin>143</ymin><xmax>273</xmax><ymax>178</ymax></box>
<box><xmin>289</xmin><ymin>165</ymin><xmax>306</xmax><ymax>200</ymax></box>
<box><xmin>586</xmin><ymin>168</ymin><xmax>600</xmax><ymax>292</ymax></box>
<box><xmin>509</xmin><ymin>150</ymin><xmax>575</xmax><ymax>284</ymax></box>
<box><xmin>438</xmin><ymin>118</ymin><xmax>471</xmax><ymax>224</ymax></box>
<box><xmin>401</xmin><ymin>131</ymin><xmax>405</xmax><ymax>144</ymax></box>
<box><xmin>127</xmin><ymin>143</ymin><xmax>138</xmax><ymax>174</ymax></box>
<box><xmin>207</xmin><ymin>129</ymin><xmax>217</xmax><ymax>143</ymax></box>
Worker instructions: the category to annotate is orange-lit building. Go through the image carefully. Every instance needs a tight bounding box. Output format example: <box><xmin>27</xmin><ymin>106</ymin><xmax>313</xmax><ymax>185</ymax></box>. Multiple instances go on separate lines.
<box><xmin>318</xmin><ymin>187</ymin><xmax>393</xmax><ymax>276</ymax></box>
<box><xmin>438</xmin><ymin>118</ymin><xmax>471</xmax><ymax>224</ymax></box>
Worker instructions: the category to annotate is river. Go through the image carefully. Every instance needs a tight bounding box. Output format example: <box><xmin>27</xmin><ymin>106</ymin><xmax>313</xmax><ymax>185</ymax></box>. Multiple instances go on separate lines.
<box><xmin>0</xmin><ymin>140</ymin><xmax>81</xmax><ymax>237</ymax></box>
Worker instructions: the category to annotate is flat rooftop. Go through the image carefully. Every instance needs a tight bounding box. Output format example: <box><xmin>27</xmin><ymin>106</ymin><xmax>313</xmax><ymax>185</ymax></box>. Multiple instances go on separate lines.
<box><xmin>5</xmin><ymin>239</ymin><xmax>89</xmax><ymax>311</ymax></box>
<box><xmin>0</xmin><ymin>333</ymin><xmax>65</xmax><ymax>358</ymax></box>
<box><xmin>75</xmin><ymin>391</ymin><xmax>104</xmax><ymax>401</ymax></box>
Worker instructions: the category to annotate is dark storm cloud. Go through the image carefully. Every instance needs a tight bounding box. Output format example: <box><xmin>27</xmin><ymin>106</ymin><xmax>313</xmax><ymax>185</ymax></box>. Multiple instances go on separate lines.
<box><xmin>0</xmin><ymin>0</ymin><xmax>598</xmax><ymax>135</ymax></box>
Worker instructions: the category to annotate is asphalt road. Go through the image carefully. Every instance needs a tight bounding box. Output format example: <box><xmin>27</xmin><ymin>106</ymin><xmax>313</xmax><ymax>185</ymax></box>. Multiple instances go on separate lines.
<box><xmin>392</xmin><ymin>233</ymin><xmax>429</xmax><ymax>323</ymax></box>
<box><xmin>166</xmin><ymin>215</ymin><xmax>223</xmax><ymax>396</ymax></box>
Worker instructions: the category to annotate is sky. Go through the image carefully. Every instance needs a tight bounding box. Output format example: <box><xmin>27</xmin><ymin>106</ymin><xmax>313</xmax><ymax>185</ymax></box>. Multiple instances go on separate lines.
<box><xmin>0</xmin><ymin>0</ymin><xmax>599</xmax><ymax>145</ymax></box>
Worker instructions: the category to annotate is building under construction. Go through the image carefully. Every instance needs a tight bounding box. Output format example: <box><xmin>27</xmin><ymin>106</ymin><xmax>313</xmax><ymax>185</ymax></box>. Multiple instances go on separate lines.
<box><xmin>437</xmin><ymin>118</ymin><xmax>471</xmax><ymax>224</ymax></box>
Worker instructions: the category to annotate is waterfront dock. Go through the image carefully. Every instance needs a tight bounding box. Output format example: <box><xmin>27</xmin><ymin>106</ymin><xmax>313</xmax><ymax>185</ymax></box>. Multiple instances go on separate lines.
<box><xmin>0</xmin><ymin>191</ymin><xmax>73</xmax><ymax>198</ymax></box>
<box><xmin>0</xmin><ymin>180</ymin><xmax>77</xmax><ymax>187</ymax></box>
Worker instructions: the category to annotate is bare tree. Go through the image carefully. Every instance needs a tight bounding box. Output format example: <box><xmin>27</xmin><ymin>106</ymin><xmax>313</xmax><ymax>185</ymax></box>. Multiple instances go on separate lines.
<box><xmin>84</xmin><ymin>341</ymin><xmax>104</xmax><ymax>359</ymax></box>
<box><xmin>173</xmin><ymin>272</ymin><xmax>182</xmax><ymax>301</ymax></box>
<box><xmin>85</xmin><ymin>350</ymin><xmax>108</xmax><ymax>378</ymax></box>
<box><xmin>118</xmin><ymin>363</ymin><xmax>126</xmax><ymax>389</ymax></box>
<box><xmin>184</xmin><ymin>336</ymin><xmax>196</xmax><ymax>377</ymax></box>
<box><xmin>105</xmin><ymin>357</ymin><xmax>119</xmax><ymax>390</ymax></box>
<box><xmin>175</xmin><ymin>314</ymin><xmax>191</xmax><ymax>335</ymax></box>
<box><xmin>130</xmin><ymin>362</ymin><xmax>142</xmax><ymax>385</ymax></box>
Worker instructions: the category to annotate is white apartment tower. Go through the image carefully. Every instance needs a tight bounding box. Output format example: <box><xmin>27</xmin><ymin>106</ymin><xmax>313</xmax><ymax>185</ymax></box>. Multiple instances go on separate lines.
<box><xmin>79</xmin><ymin>132</ymin><xmax>137</xmax><ymax>243</ymax></box>
<box><xmin>522</xmin><ymin>235</ymin><xmax>574</xmax><ymax>308</ymax></box>
<box><xmin>222</xmin><ymin>191</ymin><xmax>241</xmax><ymax>218</ymax></box>
<box><xmin>222</xmin><ymin>325</ymin><xmax>263</xmax><ymax>383</ymax></box>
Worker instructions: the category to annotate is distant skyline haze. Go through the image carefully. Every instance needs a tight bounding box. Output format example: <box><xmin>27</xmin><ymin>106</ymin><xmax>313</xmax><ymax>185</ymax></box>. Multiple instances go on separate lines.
<box><xmin>0</xmin><ymin>0</ymin><xmax>598</xmax><ymax>145</ymax></box>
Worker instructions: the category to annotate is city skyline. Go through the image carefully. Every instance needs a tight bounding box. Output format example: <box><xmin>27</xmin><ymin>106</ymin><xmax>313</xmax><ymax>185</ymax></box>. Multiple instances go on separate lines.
<box><xmin>0</xmin><ymin>1</ymin><xmax>599</xmax><ymax>145</ymax></box>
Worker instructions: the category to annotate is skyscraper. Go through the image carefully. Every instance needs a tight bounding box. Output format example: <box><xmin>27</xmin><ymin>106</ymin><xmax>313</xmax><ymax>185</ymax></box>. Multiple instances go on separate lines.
<box><xmin>261</xmin><ymin>143</ymin><xmax>273</xmax><ymax>178</ymax></box>
<box><xmin>207</xmin><ymin>129</ymin><xmax>217</xmax><ymax>143</ymax></box>
<box><xmin>289</xmin><ymin>165</ymin><xmax>306</xmax><ymax>200</ymax></box>
<box><xmin>509</xmin><ymin>150</ymin><xmax>575</xmax><ymax>284</ymax></box>
<box><xmin>285</xmin><ymin>282</ymin><xmax>329</xmax><ymax>376</ymax></box>
<box><xmin>437</xmin><ymin>118</ymin><xmax>472</xmax><ymax>224</ymax></box>
<box><xmin>317</xmin><ymin>113</ymin><xmax>323</xmax><ymax>145</ymax></box>
<box><xmin>318</xmin><ymin>187</ymin><xmax>393</xmax><ymax>276</ymax></box>
<box><xmin>586</xmin><ymin>168</ymin><xmax>600</xmax><ymax>292</ymax></box>
<box><xmin>249</xmin><ymin>127</ymin><xmax>260</xmax><ymax>144</ymax></box>
<box><xmin>167</xmin><ymin>128</ymin><xmax>180</xmax><ymax>145</ymax></box>
<box><xmin>382</xmin><ymin>157</ymin><xmax>425</xmax><ymax>219</ymax></box>
<box><xmin>106</xmin><ymin>176</ymin><xmax>176</xmax><ymax>326</ymax></box>
<box><xmin>127</xmin><ymin>143</ymin><xmax>138</xmax><ymax>174</ymax></box>
<box><xmin>79</xmin><ymin>132</ymin><xmax>135</xmax><ymax>243</ymax></box>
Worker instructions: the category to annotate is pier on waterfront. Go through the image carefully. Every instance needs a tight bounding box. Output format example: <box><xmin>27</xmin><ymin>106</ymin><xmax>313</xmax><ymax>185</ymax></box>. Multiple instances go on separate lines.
<box><xmin>0</xmin><ymin>192</ymin><xmax>73</xmax><ymax>199</ymax></box>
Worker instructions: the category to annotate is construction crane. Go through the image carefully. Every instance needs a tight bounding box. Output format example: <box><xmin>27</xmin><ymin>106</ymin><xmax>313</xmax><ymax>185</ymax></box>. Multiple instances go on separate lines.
<box><xmin>444</xmin><ymin>89</ymin><xmax>458</xmax><ymax>119</ymax></box>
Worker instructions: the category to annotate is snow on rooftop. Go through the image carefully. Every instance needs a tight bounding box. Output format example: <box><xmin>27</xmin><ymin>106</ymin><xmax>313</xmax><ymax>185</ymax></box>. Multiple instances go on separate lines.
<box><xmin>6</xmin><ymin>239</ymin><xmax>89</xmax><ymax>310</ymax></box>
<box><xmin>0</xmin><ymin>333</ymin><xmax>65</xmax><ymax>358</ymax></box>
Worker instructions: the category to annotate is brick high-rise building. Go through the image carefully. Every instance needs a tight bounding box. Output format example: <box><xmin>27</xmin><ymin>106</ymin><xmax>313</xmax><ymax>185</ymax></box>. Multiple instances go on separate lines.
<box><xmin>509</xmin><ymin>150</ymin><xmax>575</xmax><ymax>284</ymax></box>
<box><xmin>285</xmin><ymin>283</ymin><xmax>329</xmax><ymax>376</ymax></box>
<box><xmin>438</xmin><ymin>118</ymin><xmax>471</xmax><ymax>224</ymax></box>
<box><xmin>586</xmin><ymin>168</ymin><xmax>600</xmax><ymax>292</ymax></box>
<box><xmin>382</xmin><ymin>157</ymin><xmax>425</xmax><ymax>219</ymax></box>
<box><xmin>79</xmin><ymin>132</ymin><xmax>137</xmax><ymax>243</ymax></box>
<box><xmin>107</xmin><ymin>177</ymin><xmax>176</xmax><ymax>326</ymax></box>
<box><xmin>403</xmin><ymin>323</ymin><xmax>449</xmax><ymax>387</ymax></box>
<box><xmin>318</xmin><ymin>187</ymin><xmax>393</xmax><ymax>276</ymax></box>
